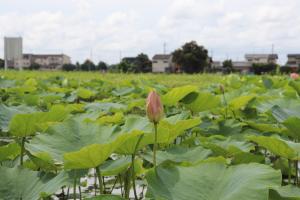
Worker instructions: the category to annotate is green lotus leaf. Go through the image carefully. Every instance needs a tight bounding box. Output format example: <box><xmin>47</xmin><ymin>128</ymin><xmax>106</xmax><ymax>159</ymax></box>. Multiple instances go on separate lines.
<box><xmin>27</xmin><ymin>119</ymin><xmax>141</xmax><ymax>169</ymax></box>
<box><xmin>146</xmin><ymin>162</ymin><xmax>281</xmax><ymax>200</ymax></box>
<box><xmin>0</xmin><ymin>143</ymin><xmax>21</xmax><ymax>162</ymax></box>
<box><xmin>116</xmin><ymin>116</ymin><xmax>201</xmax><ymax>154</ymax></box>
<box><xmin>283</xmin><ymin>117</ymin><xmax>300</xmax><ymax>140</ymax></box>
<box><xmin>0</xmin><ymin>104</ymin><xmax>35</xmax><ymax>132</ymax></box>
<box><xmin>184</xmin><ymin>92</ymin><xmax>221</xmax><ymax>112</ymax></box>
<box><xmin>77</xmin><ymin>87</ymin><xmax>95</xmax><ymax>99</ymax></box>
<box><xmin>162</xmin><ymin>85</ymin><xmax>198</xmax><ymax>106</ymax></box>
<box><xmin>247</xmin><ymin>135</ymin><xmax>296</xmax><ymax>160</ymax></box>
<box><xmin>143</xmin><ymin>146</ymin><xmax>212</xmax><ymax>165</ymax></box>
<box><xmin>229</xmin><ymin>95</ymin><xmax>256</xmax><ymax>110</ymax></box>
<box><xmin>9</xmin><ymin>105</ymin><xmax>69</xmax><ymax>137</ymax></box>
<box><xmin>270</xmin><ymin>185</ymin><xmax>300</xmax><ymax>200</ymax></box>
<box><xmin>0</xmin><ymin>166</ymin><xmax>72</xmax><ymax>200</ymax></box>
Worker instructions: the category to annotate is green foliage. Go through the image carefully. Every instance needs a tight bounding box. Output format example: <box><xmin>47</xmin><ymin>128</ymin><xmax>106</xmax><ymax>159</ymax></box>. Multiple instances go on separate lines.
<box><xmin>252</xmin><ymin>63</ymin><xmax>278</xmax><ymax>75</ymax></box>
<box><xmin>172</xmin><ymin>41</ymin><xmax>209</xmax><ymax>73</ymax></box>
<box><xmin>28</xmin><ymin>62</ymin><xmax>41</xmax><ymax>70</ymax></box>
<box><xmin>146</xmin><ymin>162</ymin><xmax>281</xmax><ymax>200</ymax></box>
<box><xmin>62</xmin><ymin>63</ymin><xmax>76</xmax><ymax>71</ymax></box>
<box><xmin>1</xmin><ymin>72</ymin><xmax>300</xmax><ymax>199</ymax></box>
<box><xmin>222</xmin><ymin>59</ymin><xmax>233</xmax><ymax>74</ymax></box>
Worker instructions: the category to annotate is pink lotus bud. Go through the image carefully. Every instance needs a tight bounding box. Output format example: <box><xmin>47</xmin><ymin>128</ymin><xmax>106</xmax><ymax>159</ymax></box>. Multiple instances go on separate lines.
<box><xmin>290</xmin><ymin>73</ymin><xmax>299</xmax><ymax>80</ymax></box>
<box><xmin>146</xmin><ymin>91</ymin><xmax>164</xmax><ymax>123</ymax></box>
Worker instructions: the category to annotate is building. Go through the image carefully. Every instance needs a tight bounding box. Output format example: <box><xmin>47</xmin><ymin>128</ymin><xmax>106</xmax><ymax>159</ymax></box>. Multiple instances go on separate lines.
<box><xmin>4</xmin><ymin>37</ymin><xmax>23</xmax><ymax>69</ymax></box>
<box><xmin>245</xmin><ymin>54</ymin><xmax>278</xmax><ymax>64</ymax></box>
<box><xmin>232</xmin><ymin>61</ymin><xmax>252</xmax><ymax>73</ymax></box>
<box><xmin>22</xmin><ymin>54</ymin><xmax>71</xmax><ymax>70</ymax></box>
<box><xmin>211</xmin><ymin>61</ymin><xmax>222</xmax><ymax>72</ymax></box>
<box><xmin>3</xmin><ymin>36</ymin><xmax>71</xmax><ymax>70</ymax></box>
<box><xmin>152</xmin><ymin>54</ymin><xmax>174</xmax><ymax>72</ymax></box>
<box><xmin>285</xmin><ymin>54</ymin><xmax>300</xmax><ymax>70</ymax></box>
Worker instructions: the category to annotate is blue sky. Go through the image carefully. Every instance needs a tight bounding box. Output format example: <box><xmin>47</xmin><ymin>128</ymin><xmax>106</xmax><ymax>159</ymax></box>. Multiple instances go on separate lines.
<box><xmin>0</xmin><ymin>0</ymin><xmax>300</xmax><ymax>64</ymax></box>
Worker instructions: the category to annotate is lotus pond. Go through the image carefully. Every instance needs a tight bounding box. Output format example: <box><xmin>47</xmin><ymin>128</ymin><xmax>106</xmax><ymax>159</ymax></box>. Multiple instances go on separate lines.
<box><xmin>1</xmin><ymin>71</ymin><xmax>300</xmax><ymax>200</ymax></box>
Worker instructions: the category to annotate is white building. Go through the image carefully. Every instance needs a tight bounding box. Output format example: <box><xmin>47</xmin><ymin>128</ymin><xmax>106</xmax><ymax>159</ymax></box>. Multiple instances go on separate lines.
<box><xmin>4</xmin><ymin>37</ymin><xmax>23</xmax><ymax>70</ymax></box>
<box><xmin>152</xmin><ymin>54</ymin><xmax>173</xmax><ymax>72</ymax></box>
<box><xmin>22</xmin><ymin>54</ymin><xmax>71</xmax><ymax>70</ymax></box>
<box><xmin>245</xmin><ymin>54</ymin><xmax>278</xmax><ymax>64</ymax></box>
<box><xmin>232</xmin><ymin>61</ymin><xmax>252</xmax><ymax>73</ymax></box>
<box><xmin>286</xmin><ymin>54</ymin><xmax>300</xmax><ymax>68</ymax></box>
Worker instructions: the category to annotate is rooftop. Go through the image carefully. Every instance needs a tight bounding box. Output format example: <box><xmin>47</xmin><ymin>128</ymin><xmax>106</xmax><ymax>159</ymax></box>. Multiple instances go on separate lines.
<box><xmin>152</xmin><ymin>54</ymin><xmax>172</xmax><ymax>60</ymax></box>
<box><xmin>245</xmin><ymin>54</ymin><xmax>278</xmax><ymax>59</ymax></box>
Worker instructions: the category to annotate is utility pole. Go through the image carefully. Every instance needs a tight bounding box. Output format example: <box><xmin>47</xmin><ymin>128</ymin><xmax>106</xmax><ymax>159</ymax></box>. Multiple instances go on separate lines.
<box><xmin>163</xmin><ymin>42</ymin><xmax>167</xmax><ymax>54</ymax></box>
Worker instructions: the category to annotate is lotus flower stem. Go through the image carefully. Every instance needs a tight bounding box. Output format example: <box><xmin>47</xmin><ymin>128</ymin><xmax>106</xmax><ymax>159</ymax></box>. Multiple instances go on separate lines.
<box><xmin>73</xmin><ymin>170</ymin><xmax>77</xmax><ymax>200</ymax></box>
<box><xmin>153</xmin><ymin>122</ymin><xmax>158</xmax><ymax>168</ymax></box>
<box><xmin>295</xmin><ymin>161</ymin><xmax>298</xmax><ymax>185</ymax></box>
<box><xmin>20</xmin><ymin>137</ymin><xmax>25</xmax><ymax>166</ymax></box>
<box><xmin>131</xmin><ymin>134</ymin><xmax>144</xmax><ymax>200</ymax></box>
<box><xmin>288</xmin><ymin>159</ymin><xmax>291</xmax><ymax>184</ymax></box>
<box><xmin>95</xmin><ymin>167</ymin><xmax>104</xmax><ymax>194</ymax></box>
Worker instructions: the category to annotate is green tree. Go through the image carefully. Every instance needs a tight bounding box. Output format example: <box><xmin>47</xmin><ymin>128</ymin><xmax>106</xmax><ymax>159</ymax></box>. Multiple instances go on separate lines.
<box><xmin>28</xmin><ymin>63</ymin><xmax>41</xmax><ymax>70</ymax></box>
<box><xmin>118</xmin><ymin>61</ymin><xmax>133</xmax><ymax>73</ymax></box>
<box><xmin>0</xmin><ymin>58</ymin><xmax>4</xmax><ymax>69</ymax></box>
<box><xmin>134</xmin><ymin>53</ymin><xmax>152</xmax><ymax>73</ymax></box>
<box><xmin>97</xmin><ymin>61</ymin><xmax>108</xmax><ymax>71</ymax></box>
<box><xmin>252</xmin><ymin>63</ymin><xmax>278</xmax><ymax>75</ymax></box>
<box><xmin>172</xmin><ymin>41</ymin><xmax>209</xmax><ymax>73</ymax></box>
<box><xmin>222</xmin><ymin>59</ymin><xmax>233</xmax><ymax>74</ymax></box>
<box><xmin>81</xmin><ymin>59</ymin><xmax>96</xmax><ymax>71</ymax></box>
<box><xmin>62</xmin><ymin>64</ymin><xmax>76</xmax><ymax>71</ymax></box>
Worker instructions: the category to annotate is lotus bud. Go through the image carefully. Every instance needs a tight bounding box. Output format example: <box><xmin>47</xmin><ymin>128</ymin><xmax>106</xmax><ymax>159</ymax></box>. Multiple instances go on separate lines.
<box><xmin>290</xmin><ymin>73</ymin><xmax>299</xmax><ymax>80</ymax></box>
<box><xmin>146</xmin><ymin>91</ymin><xmax>164</xmax><ymax>123</ymax></box>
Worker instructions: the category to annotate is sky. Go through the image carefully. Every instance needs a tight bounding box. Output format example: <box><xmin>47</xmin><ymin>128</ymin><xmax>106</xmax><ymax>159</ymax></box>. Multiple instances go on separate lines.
<box><xmin>0</xmin><ymin>0</ymin><xmax>300</xmax><ymax>64</ymax></box>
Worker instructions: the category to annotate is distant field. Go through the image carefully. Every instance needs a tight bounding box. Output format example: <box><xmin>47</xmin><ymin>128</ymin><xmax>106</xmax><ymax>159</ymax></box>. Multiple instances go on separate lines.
<box><xmin>0</xmin><ymin>70</ymin><xmax>226</xmax><ymax>87</ymax></box>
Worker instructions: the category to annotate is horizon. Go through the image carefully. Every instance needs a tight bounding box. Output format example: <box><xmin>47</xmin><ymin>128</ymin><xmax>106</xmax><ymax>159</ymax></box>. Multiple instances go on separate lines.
<box><xmin>1</xmin><ymin>0</ymin><xmax>300</xmax><ymax>65</ymax></box>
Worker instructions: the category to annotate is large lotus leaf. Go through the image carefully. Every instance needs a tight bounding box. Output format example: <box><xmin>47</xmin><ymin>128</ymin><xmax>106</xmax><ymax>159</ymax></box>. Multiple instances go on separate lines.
<box><xmin>156</xmin><ymin>117</ymin><xmax>201</xmax><ymax>144</ymax></box>
<box><xmin>85</xmin><ymin>102</ymin><xmax>127</xmax><ymax>112</ymax></box>
<box><xmin>289</xmin><ymin>80</ymin><xmax>300</xmax><ymax>96</ymax></box>
<box><xmin>229</xmin><ymin>95</ymin><xmax>256</xmax><ymax>110</ymax></box>
<box><xmin>271</xmin><ymin>105</ymin><xmax>300</xmax><ymax>123</ymax></box>
<box><xmin>282</xmin><ymin>117</ymin><xmax>300</xmax><ymax>140</ymax></box>
<box><xmin>0</xmin><ymin>143</ymin><xmax>20</xmax><ymax>162</ymax></box>
<box><xmin>162</xmin><ymin>85</ymin><xmax>198</xmax><ymax>106</ymax></box>
<box><xmin>143</xmin><ymin>146</ymin><xmax>212</xmax><ymax>165</ymax></box>
<box><xmin>100</xmin><ymin>156</ymin><xmax>143</xmax><ymax>176</ymax></box>
<box><xmin>201</xmin><ymin>137</ymin><xmax>254</xmax><ymax>157</ymax></box>
<box><xmin>27</xmin><ymin>119</ymin><xmax>141</xmax><ymax>169</ymax></box>
<box><xmin>112</xmin><ymin>87</ymin><xmax>135</xmax><ymax>96</ymax></box>
<box><xmin>100</xmin><ymin>157</ymin><xmax>131</xmax><ymax>176</ymax></box>
<box><xmin>9</xmin><ymin>105</ymin><xmax>69</xmax><ymax>137</ymax></box>
<box><xmin>270</xmin><ymin>185</ymin><xmax>300</xmax><ymax>200</ymax></box>
<box><xmin>116</xmin><ymin>116</ymin><xmax>201</xmax><ymax>154</ymax></box>
<box><xmin>0</xmin><ymin>166</ymin><xmax>72</xmax><ymax>200</ymax></box>
<box><xmin>232</xmin><ymin>152</ymin><xmax>265</xmax><ymax>165</ymax></box>
<box><xmin>77</xmin><ymin>87</ymin><xmax>95</xmax><ymax>99</ymax></box>
<box><xmin>0</xmin><ymin>104</ymin><xmax>35</xmax><ymax>132</ymax></box>
<box><xmin>184</xmin><ymin>92</ymin><xmax>221</xmax><ymax>112</ymax></box>
<box><xmin>246</xmin><ymin>121</ymin><xmax>284</xmax><ymax>134</ymax></box>
<box><xmin>146</xmin><ymin>162</ymin><xmax>281</xmax><ymax>200</ymax></box>
<box><xmin>247</xmin><ymin>135</ymin><xmax>296</xmax><ymax>160</ymax></box>
<box><xmin>96</xmin><ymin>112</ymin><xmax>124</xmax><ymax>125</ymax></box>
<box><xmin>63</xmin><ymin>131</ymin><xmax>140</xmax><ymax>169</ymax></box>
